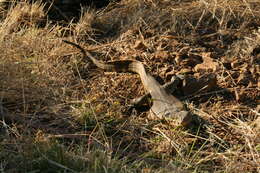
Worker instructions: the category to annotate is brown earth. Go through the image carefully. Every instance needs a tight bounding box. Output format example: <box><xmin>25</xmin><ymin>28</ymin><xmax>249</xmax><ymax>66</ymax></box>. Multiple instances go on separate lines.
<box><xmin>0</xmin><ymin>0</ymin><xmax>259</xmax><ymax>172</ymax></box>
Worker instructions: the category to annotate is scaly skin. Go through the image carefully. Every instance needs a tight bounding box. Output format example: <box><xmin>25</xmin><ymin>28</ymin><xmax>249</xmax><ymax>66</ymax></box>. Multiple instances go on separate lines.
<box><xmin>63</xmin><ymin>40</ymin><xmax>193</xmax><ymax>126</ymax></box>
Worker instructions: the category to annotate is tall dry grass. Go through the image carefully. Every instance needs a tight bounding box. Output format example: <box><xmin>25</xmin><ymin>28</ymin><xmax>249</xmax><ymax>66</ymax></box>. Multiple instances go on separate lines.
<box><xmin>0</xmin><ymin>0</ymin><xmax>259</xmax><ymax>172</ymax></box>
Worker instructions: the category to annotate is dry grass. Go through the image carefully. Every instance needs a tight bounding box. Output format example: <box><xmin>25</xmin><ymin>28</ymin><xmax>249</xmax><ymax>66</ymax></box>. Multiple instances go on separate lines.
<box><xmin>0</xmin><ymin>0</ymin><xmax>259</xmax><ymax>172</ymax></box>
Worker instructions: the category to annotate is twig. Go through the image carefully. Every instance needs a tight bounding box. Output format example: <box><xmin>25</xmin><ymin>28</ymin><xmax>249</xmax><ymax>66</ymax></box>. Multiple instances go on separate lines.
<box><xmin>47</xmin><ymin>133</ymin><xmax>90</xmax><ymax>139</ymax></box>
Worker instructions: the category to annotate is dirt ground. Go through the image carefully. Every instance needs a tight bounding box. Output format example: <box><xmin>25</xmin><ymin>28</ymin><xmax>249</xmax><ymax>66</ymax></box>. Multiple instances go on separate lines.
<box><xmin>0</xmin><ymin>0</ymin><xmax>259</xmax><ymax>172</ymax></box>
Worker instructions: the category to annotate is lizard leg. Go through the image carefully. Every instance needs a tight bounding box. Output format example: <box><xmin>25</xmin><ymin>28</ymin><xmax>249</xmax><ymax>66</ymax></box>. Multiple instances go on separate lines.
<box><xmin>130</xmin><ymin>75</ymin><xmax>183</xmax><ymax>109</ymax></box>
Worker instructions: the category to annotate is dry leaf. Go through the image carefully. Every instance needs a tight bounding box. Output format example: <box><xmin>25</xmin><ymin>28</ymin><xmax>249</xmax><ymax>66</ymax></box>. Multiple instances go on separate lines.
<box><xmin>181</xmin><ymin>53</ymin><xmax>202</xmax><ymax>67</ymax></box>
<box><xmin>194</xmin><ymin>52</ymin><xmax>219</xmax><ymax>72</ymax></box>
<box><xmin>154</xmin><ymin>50</ymin><xmax>169</xmax><ymax>59</ymax></box>
<box><xmin>181</xmin><ymin>74</ymin><xmax>217</xmax><ymax>95</ymax></box>
<box><xmin>178</xmin><ymin>67</ymin><xmax>193</xmax><ymax>74</ymax></box>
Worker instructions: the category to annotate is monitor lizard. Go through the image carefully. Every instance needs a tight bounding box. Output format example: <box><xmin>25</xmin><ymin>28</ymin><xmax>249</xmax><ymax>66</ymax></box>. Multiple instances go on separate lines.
<box><xmin>63</xmin><ymin>40</ymin><xmax>193</xmax><ymax>127</ymax></box>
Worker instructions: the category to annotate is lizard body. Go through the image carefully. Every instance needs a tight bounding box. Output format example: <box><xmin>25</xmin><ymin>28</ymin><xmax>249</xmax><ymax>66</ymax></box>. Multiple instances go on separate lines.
<box><xmin>63</xmin><ymin>40</ymin><xmax>193</xmax><ymax>126</ymax></box>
